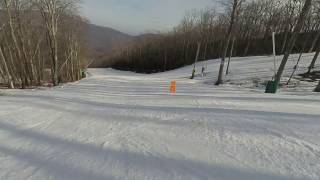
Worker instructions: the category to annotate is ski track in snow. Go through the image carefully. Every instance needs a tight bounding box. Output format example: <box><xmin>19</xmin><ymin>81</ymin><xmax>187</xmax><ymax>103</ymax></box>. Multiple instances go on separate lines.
<box><xmin>0</xmin><ymin>54</ymin><xmax>320</xmax><ymax>180</ymax></box>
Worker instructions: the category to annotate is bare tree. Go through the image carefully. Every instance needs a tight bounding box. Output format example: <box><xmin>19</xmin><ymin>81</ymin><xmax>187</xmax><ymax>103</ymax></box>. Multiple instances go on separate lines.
<box><xmin>215</xmin><ymin>0</ymin><xmax>244</xmax><ymax>85</ymax></box>
<box><xmin>315</xmin><ymin>81</ymin><xmax>320</xmax><ymax>92</ymax></box>
<box><xmin>226</xmin><ymin>37</ymin><xmax>235</xmax><ymax>75</ymax></box>
<box><xmin>308</xmin><ymin>0</ymin><xmax>320</xmax><ymax>52</ymax></box>
<box><xmin>274</xmin><ymin>0</ymin><xmax>313</xmax><ymax>86</ymax></box>
<box><xmin>36</xmin><ymin>0</ymin><xmax>79</xmax><ymax>85</ymax></box>
<box><xmin>0</xmin><ymin>44</ymin><xmax>14</xmax><ymax>88</ymax></box>
<box><xmin>308</xmin><ymin>44</ymin><xmax>320</xmax><ymax>73</ymax></box>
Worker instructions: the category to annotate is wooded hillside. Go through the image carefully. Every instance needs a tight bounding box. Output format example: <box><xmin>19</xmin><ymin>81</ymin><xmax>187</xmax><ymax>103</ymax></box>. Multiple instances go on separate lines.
<box><xmin>0</xmin><ymin>0</ymin><xmax>87</xmax><ymax>88</ymax></box>
<box><xmin>108</xmin><ymin>0</ymin><xmax>320</xmax><ymax>77</ymax></box>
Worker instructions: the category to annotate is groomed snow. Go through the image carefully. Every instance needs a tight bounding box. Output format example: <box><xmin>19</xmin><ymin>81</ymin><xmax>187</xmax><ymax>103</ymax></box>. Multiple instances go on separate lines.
<box><xmin>0</xmin><ymin>54</ymin><xmax>320</xmax><ymax>180</ymax></box>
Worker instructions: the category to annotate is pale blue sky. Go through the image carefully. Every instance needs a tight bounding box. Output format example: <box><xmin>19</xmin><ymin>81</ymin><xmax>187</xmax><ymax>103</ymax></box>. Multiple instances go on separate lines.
<box><xmin>80</xmin><ymin>0</ymin><xmax>214</xmax><ymax>35</ymax></box>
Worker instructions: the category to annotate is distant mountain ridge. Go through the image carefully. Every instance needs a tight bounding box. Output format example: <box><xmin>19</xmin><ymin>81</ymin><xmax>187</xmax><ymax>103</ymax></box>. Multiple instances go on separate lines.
<box><xmin>86</xmin><ymin>24</ymin><xmax>159</xmax><ymax>67</ymax></box>
<box><xmin>86</xmin><ymin>24</ymin><xmax>134</xmax><ymax>67</ymax></box>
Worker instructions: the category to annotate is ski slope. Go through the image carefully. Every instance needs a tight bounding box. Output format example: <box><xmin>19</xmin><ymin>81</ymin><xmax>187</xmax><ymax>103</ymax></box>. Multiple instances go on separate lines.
<box><xmin>0</xmin><ymin>54</ymin><xmax>320</xmax><ymax>180</ymax></box>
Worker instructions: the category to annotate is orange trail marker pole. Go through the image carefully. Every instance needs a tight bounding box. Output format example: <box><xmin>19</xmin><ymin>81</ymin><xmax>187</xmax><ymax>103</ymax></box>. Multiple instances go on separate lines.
<box><xmin>170</xmin><ymin>81</ymin><xmax>176</xmax><ymax>94</ymax></box>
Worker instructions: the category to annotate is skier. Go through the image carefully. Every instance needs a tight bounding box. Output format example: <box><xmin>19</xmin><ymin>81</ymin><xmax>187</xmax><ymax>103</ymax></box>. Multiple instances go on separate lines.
<box><xmin>201</xmin><ymin>66</ymin><xmax>205</xmax><ymax>77</ymax></box>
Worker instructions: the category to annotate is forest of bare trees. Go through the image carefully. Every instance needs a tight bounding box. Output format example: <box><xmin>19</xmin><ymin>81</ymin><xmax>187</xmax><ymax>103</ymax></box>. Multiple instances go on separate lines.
<box><xmin>109</xmin><ymin>0</ymin><xmax>320</xmax><ymax>91</ymax></box>
<box><xmin>0</xmin><ymin>0</ymin><xmax>87</xmax><ymax>89</ymax></box>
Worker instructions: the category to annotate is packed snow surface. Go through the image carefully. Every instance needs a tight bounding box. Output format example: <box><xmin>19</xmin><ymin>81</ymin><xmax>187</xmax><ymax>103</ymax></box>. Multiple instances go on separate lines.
<box><xmin>0</xmin><ymin>54</ymin><xmax>320</xmax><ymax>180</ymax></box>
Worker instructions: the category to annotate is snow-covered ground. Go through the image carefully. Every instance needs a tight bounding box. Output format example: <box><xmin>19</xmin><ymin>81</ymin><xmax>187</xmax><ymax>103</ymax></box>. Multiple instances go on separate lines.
<box><xmin>0</xmin><ymin>54</ymin><xmax>320</xmax><ymax>180</ymax></box>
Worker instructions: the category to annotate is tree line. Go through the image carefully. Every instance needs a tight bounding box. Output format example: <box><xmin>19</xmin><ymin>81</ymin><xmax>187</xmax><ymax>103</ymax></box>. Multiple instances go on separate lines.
<box><xmin>108</xmin><ymin>0</ymin><xmax>320</xmax><ymax>91</ymax></box>
<box><xmin>0</xmin><ymin>0</ymin><xmax>87</xmax><ymax>89</ymax></box>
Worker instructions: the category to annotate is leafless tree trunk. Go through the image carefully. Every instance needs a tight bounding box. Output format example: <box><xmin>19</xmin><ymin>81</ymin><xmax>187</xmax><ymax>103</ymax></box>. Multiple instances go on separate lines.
<box><xmin>3</xmin><ymin>0</ymin><xmax>28</xmax><ymax>87</ymax></box>
<box><xmin>37</xmin><ymin>0</ymin><xmax>61</xmax><ymax>86</ymax></box>
<box><xmin>287</xmin><ymin>33</ymin><xmax>312</xmax><ymax>84</ymax></box>
<box><xmin>308</xmin><ymin>46</ymin><xmax>320</xmax><ymax>73</ymax></box>
<box><xmin>281</xmin><ymin>26</ymin><xmax>290</xmax><ymax>54</ymax></box>
<box><xmin>315</xmin><ymin>81</ymin><xmax>320</xmax><ymax>92</ymax></box>
<box><xmin>216</xmin><ymin>0</ymin><xmax>242</xmax><ymax>85</ymax></box>
<box><xmin>274</xmin><ymin>0</ymin><xmax>313</xmax><ymax>86</ymax></box>
<box><xmin>226</xmin><ymin>37</ymin><xmax>235</xmax><ymax>75</ymax></box>
<box><xmin>0</xmin><ymin>45</ymin><xmax>14</xmax><ymax>88</ymax></box>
